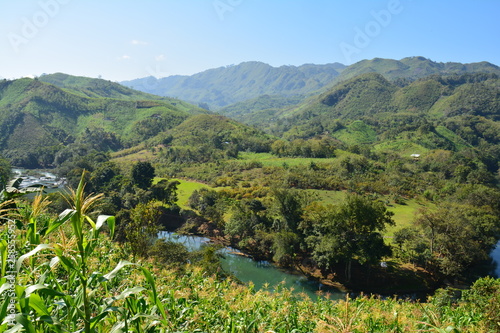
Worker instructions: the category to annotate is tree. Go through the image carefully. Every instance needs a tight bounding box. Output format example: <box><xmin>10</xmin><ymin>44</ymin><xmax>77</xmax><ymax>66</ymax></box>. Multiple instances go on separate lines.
<box><xmin>226</xmin><ymin>199</ymin><xmax>268</xmax><ymax>238</ymax></box>
<box><xmin>131</xmin><ymin>161</ymin><xmax>155</xmax><ymax>189</ymax></box>
<box><xmin>415</xmin><ymin>204</ymin><xmax>500</xmax><ymax>277</ymax></box>
<box><xmin>0</xmin><ymin>156</ymin><xmax>11</xmax><ymax>191</ymax></box>
<box><xmin>151</xmin><ymin>179</ymin><xmax>180</xmax><ymax>205</ymax></box>
<box><xmin>303</xmin><ymin>194</ymin><xmax>394</xmax><ymax>281</ymax></box>
<box><xmin>271</xmin><ymin>188</ymin><xmax>311</xmax><ymax>233</ymax></box>
<box><xmin>125</xmin><ymin>201</ymin><xmax>164</xmax><ymax>258</ymax></box>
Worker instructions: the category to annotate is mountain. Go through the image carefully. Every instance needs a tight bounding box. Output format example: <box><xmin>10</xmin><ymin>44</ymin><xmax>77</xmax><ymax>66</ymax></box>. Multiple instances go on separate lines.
<box><xmin>264</xmin><ymin>72</ymin><xmax>500</xmax><ymax>152</ymax></box>
<box><xmin>38</xmin><ymin>73</ymin><xmax>169</xmax><ymax>101</ymax></box>
<box><xmin>122</xmin><ymin>58</ymin><xmax>500</xmax><ymax>113</ymax></box>
<box><xmin>336</xmin><ymin>56</ymin><xmax>500</xmax><ymax>83</ymax></box>
<box><xmin>0</xmin><ymin>76</ymin><xmax>206</xmax><ymax>167</ymax></box>
<box><xmin>121</xmin><ymin>61</ymin><xmax>346</xmax><ymax>109</ymax></box>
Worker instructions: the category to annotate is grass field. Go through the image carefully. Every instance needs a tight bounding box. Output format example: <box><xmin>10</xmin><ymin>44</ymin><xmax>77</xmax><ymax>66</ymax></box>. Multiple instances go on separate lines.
<box><xmin>154</xmin><ymin>178</ymin><xmax>210</xmax><ymax>209</ymax></box>
<box><xmin>308</xmin><ymin>189</ymin><xmax>428</xmax><ymax>239</ymax></box>
<box><xmin>111</xmin><ymin>146</ymin><xmax>155</xmax><ymax>173</ymax></box>
<box><xmin>238</xmin><ymin>151</ymin><xmax>337</xmax><ymax>167</ymax></box>
<box><xmin>168</xmin><ymin>177</ymin><xmax>427</xmax><ymax>239</ymax></box>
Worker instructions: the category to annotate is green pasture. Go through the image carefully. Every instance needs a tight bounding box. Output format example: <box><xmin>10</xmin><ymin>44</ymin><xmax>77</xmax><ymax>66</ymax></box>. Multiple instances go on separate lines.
<box><xmin>238</xmin><ymin>152</ymin><xmax>336</xmax><ymax>167</ymax></box>
<box><xmin>155</xmin><ymin>178</ymin><xmax>210</xmax><ymax>209</ymax></box>
<box><xmin>169</xmin><ymin>177</ymin><xmax>431</xmax><ymax>241</ymax></box>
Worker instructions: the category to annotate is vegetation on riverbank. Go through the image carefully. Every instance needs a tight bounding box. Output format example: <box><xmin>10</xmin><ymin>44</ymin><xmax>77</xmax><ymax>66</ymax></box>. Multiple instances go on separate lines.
<box><xmin>1</xmin><ymin>65</ymin><xmax>500</xmax><ymax>331</ymax></box>
<box><xmin>0</xmin><ymin>178</ymin><xmax>500</xmax><ymax>332</ymax></box>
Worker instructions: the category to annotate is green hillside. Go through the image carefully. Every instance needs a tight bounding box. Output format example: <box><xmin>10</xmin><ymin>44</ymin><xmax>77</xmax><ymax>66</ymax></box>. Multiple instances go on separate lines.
<box><xmin>0</xmin><ymin>77</ymin><xmax>207</xmax><ymax>167</ymax></box>
<box><xmin>39</xmin><ymin>72</ymin><xmax>171</xmax><ymax>100</ymax></box>
<box><xmin>217</xmin><ymin>94</ymin><xmax>304</xmax><ymax>126</ymax></box>
<box><xmin>257</xmin><ymin>72</ymin><xmax>500</xmax><ymax>156</ymax></box>
<box><xmin>1</xmin><ymin>64</ymin><xmax>500</xmax><ymax>330</ymax></box>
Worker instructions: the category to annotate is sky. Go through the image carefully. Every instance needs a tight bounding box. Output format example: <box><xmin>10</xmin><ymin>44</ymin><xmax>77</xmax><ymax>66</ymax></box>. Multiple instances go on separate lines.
<box><xmin>0</xmin><ymin>0</ymin><xmax>499</xmax><ymax>82</ymax></box>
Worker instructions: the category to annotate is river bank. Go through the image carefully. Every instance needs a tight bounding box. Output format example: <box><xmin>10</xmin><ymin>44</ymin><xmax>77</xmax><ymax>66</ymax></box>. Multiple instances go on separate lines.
<box><xmin>159</xmin><ymin>231</ymin><xmax>347</xmax><ymax>300</ymax></box>
<box><xmin>164</xmin><ymin>227</ymin><xmax>441</xmax><ymax>301</ymax></box>
<box><xmin>172</xmin><ymin>209</ymin><xmax>500</xmax><ymax>299</ymax></box>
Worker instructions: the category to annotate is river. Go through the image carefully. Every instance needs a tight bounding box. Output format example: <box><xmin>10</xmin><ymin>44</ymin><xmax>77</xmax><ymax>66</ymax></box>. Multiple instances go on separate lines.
<box><xmin>11</xmin><ymin>168</ymin><xmax>66</xmax><ymax>190</ymax></box>
<box><xmin>11</xmin><ymin>169</ymin><xmax>500</xmax><ymax>296</ymax></box>
<box><xmin>158</xmin><ymin>231</ymin><xmax>345</xmax><ymax>300</ymax></box>
<box><xmin>490</xmin><ymin>241</ymin><xmax>500</xmax><ymax>278</ymax></box>
<box><xmin>159</xmin><ymin>231</ymin><xmax>500</xmax><ymax>300</ymax></box>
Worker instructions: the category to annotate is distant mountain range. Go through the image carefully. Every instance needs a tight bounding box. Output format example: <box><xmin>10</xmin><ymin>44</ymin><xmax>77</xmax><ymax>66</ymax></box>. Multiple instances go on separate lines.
<box><xmin>121</xmin><ymin>62</ymin><xmax>346</xmax><ymax>109</ymax></box>
<box><xmin>121</xmin><ymin>57</ymin><xmax>500</xmax><ymax>109</ymax></box>
<box><xmin>266</xmin><ymin>71</ymin><xmax>500</xmax><ymax>155</ymax></box>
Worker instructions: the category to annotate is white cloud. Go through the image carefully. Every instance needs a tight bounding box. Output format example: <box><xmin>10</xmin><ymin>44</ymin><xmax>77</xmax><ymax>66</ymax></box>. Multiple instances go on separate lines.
<box><xmin>131</xmin><ymin>39</ymin><xmax>148</xmax><ymax>46</ymax></box>
<box><xmin>118</xmin><ymin>55</ymin><xmax>131</xmax><ymax>60</ymax></box>
<box><xmin>155</xmin><ymin>54</ymin><xmax>166</xmax><ymax>61</ymax></box>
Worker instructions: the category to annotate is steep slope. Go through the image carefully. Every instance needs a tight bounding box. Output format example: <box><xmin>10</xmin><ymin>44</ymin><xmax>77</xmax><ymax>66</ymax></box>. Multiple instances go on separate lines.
<box><xmin>266</xmin><ymin>72</ymin><xmax>500</xmax><ymax>152</ymax></box>
<box><xmin>218</xmin><ymin>94</ymin><xmax>304</xmax><ymax>126</ymax></box>
<box><xmin>0</xmin><ymin>77</ymin><xmax>206</xmax><ymax>167</ymax></box>
<box><xmin>169</xmin><ymin>113</ymin><xmax>272</xmax><ymax>150</ymax></box>
<box><xmin>121</xmin><ymin>62</ymin><xmax>346</xmax><ymax>109</ymax></box>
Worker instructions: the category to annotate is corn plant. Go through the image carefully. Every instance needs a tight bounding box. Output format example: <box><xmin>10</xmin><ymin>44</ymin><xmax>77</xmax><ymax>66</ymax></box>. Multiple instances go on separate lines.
<box><xmin>0</xmin><ymin>173</ymin><xmax>167</xmax><ymax>332</ymax></box>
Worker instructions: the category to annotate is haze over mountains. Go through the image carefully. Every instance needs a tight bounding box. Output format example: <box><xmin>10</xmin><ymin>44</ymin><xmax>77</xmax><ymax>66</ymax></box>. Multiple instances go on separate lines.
<box><xmin>122</xmin><ymin>61</ymin><xmax>346</xmax><ymax>109</ymax></box>
<box><xmin>121</xmin><ymin>57</ymin><xmax>500</xmax><ymax>109</ymax></box>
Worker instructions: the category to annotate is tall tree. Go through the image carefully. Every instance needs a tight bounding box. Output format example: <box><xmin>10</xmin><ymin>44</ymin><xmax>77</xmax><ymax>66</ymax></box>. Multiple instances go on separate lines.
<box><xmin>131</xmin><ymin>161</ymin><xmax>155</xmax><ymax>189</ymax></box>
<box><xmin>0</xmin><ymin>156</ymin><xmax>11</xmax><ymax>190</ymax></box>
<box><xmin>415</xmin><ymin>204</ymin><xmax>500</xmax><ymax>277</ymax></box>
<box><xmin>303</xmin><ymin>194</ymin><xmax>394</xmax><ymax>281</ymax></box>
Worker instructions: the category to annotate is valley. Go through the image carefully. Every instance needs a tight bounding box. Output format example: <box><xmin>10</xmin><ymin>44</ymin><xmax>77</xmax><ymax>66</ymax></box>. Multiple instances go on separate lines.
<box><xmin>1</xmin><ymin>57</ymin><xmax>500</xmax><ymax>331</ymax></box>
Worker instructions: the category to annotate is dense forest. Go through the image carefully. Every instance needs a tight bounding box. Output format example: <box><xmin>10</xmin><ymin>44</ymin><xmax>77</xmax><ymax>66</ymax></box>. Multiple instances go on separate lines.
<box><xmin>1</xmin><ymin>58</ymin><xmax>500</xmax><ymax>331</ymax></box>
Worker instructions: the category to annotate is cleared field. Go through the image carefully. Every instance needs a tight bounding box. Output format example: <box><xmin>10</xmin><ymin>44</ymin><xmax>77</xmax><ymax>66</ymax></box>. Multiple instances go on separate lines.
<box><xmin>238</xmin><ymin>152</ymin><xmax>336</xmax><ymax>167</ymax></box>
<box><xmin>155</xmin><ymin>178</ymin><xmax>210</xmax><ymax>209</ymax></box>
<box><xmin>159</xmin><ymin>175</ymin><xmax>434</xmax><ymax>241</ymax></box>
<box><xmin>308</xmin><ymin>189</ymin><xmax>433</xmax><ymax>239</ymax></box>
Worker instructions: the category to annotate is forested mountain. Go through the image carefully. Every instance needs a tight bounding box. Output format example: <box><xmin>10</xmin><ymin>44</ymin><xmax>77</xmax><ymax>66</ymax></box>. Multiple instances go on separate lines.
<box><xmin>241</xmin><ymin>72</ymin><xmax>500</xmax><ymax>155</ymax></box>
<box><xmin>337</xmin><ymin>56</ymin><xmax>500</xmax><ymax>82</ymax></box>
<box><xmin>121</xmin><ymin>62</ymin><xmax>346</xmax><ymax>109</ymax></box>
<box><xmin>38</xmin><ymin>72</ymin><xmax>171</xmax><ymax>100</ymax></box>
<box><xmin>0</xmin><ymin>77</ymin><xmax>207</xmax><ymax>167</ymax></box>
<box><xmin>122</xmin><ymin>57</ymin><xmax>500</xmax><ymax>113</ymax></box>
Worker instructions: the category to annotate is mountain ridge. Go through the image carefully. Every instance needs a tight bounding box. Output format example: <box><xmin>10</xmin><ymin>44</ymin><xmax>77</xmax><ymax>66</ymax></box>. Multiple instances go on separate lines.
<box><xmin>121</xmin><ymin>61</ymin><xmax>347</xmax><ymax>109</ymax></box>
<box><xmin>121</xmin><ymin>57</ymin><xmax>500</xmax><ymax>110</ymax></box>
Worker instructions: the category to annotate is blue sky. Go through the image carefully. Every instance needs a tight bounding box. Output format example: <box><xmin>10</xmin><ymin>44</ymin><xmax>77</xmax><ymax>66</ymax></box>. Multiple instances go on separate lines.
<box><xmin>1</xmin><ymin>0</ymin><xmax>499</xmax><ymax>81</ymax></box>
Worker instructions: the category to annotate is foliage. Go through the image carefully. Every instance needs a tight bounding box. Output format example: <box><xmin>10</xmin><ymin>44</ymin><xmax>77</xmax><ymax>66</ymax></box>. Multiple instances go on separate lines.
<box><xmin>0</xmin><ymin>77</ymin><xmax>205</xmax><ymax>168</ymax></box>
<box><xmin>412</xmin><ymin>204</ymin><xmax>500</xmax><ymax>277</ymax></box>
<box><xmin>0</xmin><ymin>157</ymin><xmax>11</xmax><ymax>189</ymax></box>
<box><xmin>302</xmin><ymin>195</ymin><xmax>394</xmax><ymax>280</ymax></box>
<box><xmin>131</xmin><ymin>161</ymin><xmax>155</xmax><ymax>190</ymax></box>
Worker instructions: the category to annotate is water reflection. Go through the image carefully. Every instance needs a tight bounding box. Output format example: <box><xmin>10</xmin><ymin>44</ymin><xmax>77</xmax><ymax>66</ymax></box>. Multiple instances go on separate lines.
<box><xmin>490</xmin><ymin>241</ymin><xmax>500</xmax><ymax>278</ymax></box>
<box><xmin>158</xmin><ymin>231</ymin><xmax>345</xmax><ymax>300</ymax></box>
